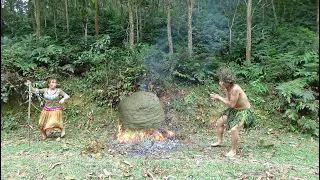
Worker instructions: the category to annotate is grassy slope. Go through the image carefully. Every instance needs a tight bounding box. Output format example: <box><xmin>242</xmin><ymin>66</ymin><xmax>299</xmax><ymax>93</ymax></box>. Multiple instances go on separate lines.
<box><xmin>1</xmin><ymin>81</ymin><xmax>319</xmax><ymax>179</ymax></box>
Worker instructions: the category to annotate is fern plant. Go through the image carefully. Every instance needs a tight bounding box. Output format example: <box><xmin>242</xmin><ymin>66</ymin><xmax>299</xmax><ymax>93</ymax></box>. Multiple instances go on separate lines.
<box><xmin>276</xmin><ymin>51</ymin><xmax>319</xmax><ymax>136</ymax></box>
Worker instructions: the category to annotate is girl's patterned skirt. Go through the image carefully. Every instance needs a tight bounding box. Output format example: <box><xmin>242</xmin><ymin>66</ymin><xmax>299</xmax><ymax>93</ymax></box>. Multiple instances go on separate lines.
<box><xmin>39</xmin><ymin>106</ymin><xmax>64</xmax><ymax>133</ymax></box>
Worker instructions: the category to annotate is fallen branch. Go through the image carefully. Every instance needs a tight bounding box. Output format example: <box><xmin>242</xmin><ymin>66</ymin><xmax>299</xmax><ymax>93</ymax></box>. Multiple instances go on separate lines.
<box><xmin>27</xmin><ymin>83</ymin><xmax>31</xmax><ymax>146</ymax></box>
<box><xmin>50</xmin><ymin>162</ymin><xmax>64</xmax><ymax>169</ymax></box>
<box><xmin>143</xmin><ymin>168</ymin><xmax>155</xmax><ymax>179</ymax></box>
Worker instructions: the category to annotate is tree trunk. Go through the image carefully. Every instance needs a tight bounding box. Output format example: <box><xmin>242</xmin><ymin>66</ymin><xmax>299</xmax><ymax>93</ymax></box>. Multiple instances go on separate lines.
<box><xmin>229</xmin><ymin>28</ymin><xmax>232</xmax><ymax>54</ymax></box>
<box><xmin>129</xmin><ymin>0</ymin><xmax>134</xmax><ymax>49</ymax></box>
<box><xmin>163</xmin><ymin>0</ymin><xmax>166</xmax><ymax>13</ymax></box>
<box><xmin>136</xmin><ymin>6</ymin><xmax>139</xmax><ymax>42</ymax></box>
<box><xmin>85</xmin><ymin>18</ymin><xmax>88</xmax><ymax>45</ymax></box>
<box><xmin>120</xmin><ymin>0</ymin><xmax>125</xmax><ymax>26</ymax></box>
<box><xmin>94</xmin><ymin>0</ymin><xmax>99</xmax><ymax>36</ymax></box>
<box><xmin>44</xmin><ymin>9</ymin><xmax>47</xmax><ymax>28</ymax></box>
<box><xmin>245</xmin><ymin>0</ymin><xmax>252</xmax><ymax>62</ymax></box>
<box><xmin>65</xmin><ymin>0</ymin><xmax>69</xmax><ymax>35</ymax></box>
<box><xmin>262</xmin><ymin>0</ymin><xmax>265</xmax><ymax>24</ymax></box>
<box><xmin>1</xmin><ymin>1</ymin><xmax>4</xmax><ymax>35</ymax></box>
<box><xmin>53</xmin><ymin>6</ymin><xmax>57</xmax><ymax>40</ymax></box>
<box><xmin>282</xmin><ymin>1</ymin><xmax>285</xmax><ymax>18</ymax></box>
<box><xmin>28</xmin><ymin>0</ymin><xmax>36</xmax><ymax>32</ymax></box>
<box><xmin>157</xmin><ymin>0</ymin><xmax>160</xmax><ymax>16</ymax></box>
<box><xmin>166</xmin><ymin>0</ymin><xmax>173</xmax><ymax>54</ymax></box>
<box><xmin>187</xmin><ymin>0</ymin><xmax>193</xmax><ymax>56</ymax></box>
<box><xmin>271</xmin><ymin>0</ymin><xmax>278</xmax><ymax>25</ymax></box>
<box><xmin>34</xmin><ymin>0</ymin><xmax>41</xmax><ymax>38</ymax></box>
<box><xmin>139</xmin><ymin>6</ymin><xmax>143</xmax><ymax>42</ymax></box>
<box><xmin>317</xmin><ymin>0</ymin><xmax>319</xmax><ymax>47</ymax></box>
<box><xmin>228</xmin><ymin>0</ymin><xmax>240</xmax><ymax>55</ymax></box>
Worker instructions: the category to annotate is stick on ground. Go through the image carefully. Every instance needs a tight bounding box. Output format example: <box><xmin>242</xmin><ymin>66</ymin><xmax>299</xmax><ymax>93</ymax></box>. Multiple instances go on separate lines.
<box><xmin>28</xmin><ymin>83</ymin><xmax>31</xmax><ymax>146</ymax></box>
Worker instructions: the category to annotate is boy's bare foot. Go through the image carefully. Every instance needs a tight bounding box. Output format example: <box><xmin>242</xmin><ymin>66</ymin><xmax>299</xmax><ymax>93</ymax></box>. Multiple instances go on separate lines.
<box><xmin>211</xmin><ymin>142</ymin><xmax>222</xmax><ymax>147</ymax></box>
<box><xmin>224</xmin><ymin>150</ymin><xmax>236</xmax><ymax>157</ymax></box>
<box><xmin>60</xmin><ymin>129</ymin><xmax>65</xmax><ymax>137</ymax></box>
<box><xmin>41</xmin><ymin>130</ymin><xmax>47</xmax><ymax>139</ymax></box>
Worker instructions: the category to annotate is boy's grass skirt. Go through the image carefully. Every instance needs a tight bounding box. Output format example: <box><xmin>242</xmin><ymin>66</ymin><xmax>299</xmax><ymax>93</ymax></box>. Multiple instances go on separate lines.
<box><xmin>222</xmin><ymin>108</ymin><xmax>256</xmax><ymax>130</ymax></box>
<box><xmin>39</xmin><ymin>106</ymin><xmax>64</xmax><ymax>133</ymax></box>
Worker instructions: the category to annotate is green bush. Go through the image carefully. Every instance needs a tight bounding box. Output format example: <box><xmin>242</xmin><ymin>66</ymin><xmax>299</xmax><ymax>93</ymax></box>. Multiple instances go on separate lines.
<box><xmin>276</xmin><ymin>51</ymin><xmax>319</xmax><ymax>136</ymax></box>
<box><xmin>1</xmin><ymin>35</ymin><xmax>83</xmax><ymax>103</ymax></box>
<box><xmin>79</xmin><ymin>41</ymin><xmax>150</xmax><ymax>107</ymax></box>
<box><xmin>1</xmin><ymin>110</ymin><xmax>21</xmax><ymax>131</ymax></box>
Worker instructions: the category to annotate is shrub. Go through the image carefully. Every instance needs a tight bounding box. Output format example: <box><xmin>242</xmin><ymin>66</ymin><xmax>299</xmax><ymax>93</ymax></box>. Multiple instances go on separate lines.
<box><xmin>276</xmin><ymin>51</ymin><xmax>319</xmax><ymax>136</ymax></box>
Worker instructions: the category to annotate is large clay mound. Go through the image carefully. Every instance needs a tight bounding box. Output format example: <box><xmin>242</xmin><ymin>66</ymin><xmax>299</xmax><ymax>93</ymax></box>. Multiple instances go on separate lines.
<box><xmin>118</xmin><ymin>91</ymin><xmax>165</xmax><ymax>130</ymax></box>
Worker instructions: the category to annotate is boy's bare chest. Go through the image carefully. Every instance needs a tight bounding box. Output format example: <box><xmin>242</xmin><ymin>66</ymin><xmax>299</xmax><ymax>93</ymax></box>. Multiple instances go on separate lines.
<box><xmin>226</xmin><ymin>89</ymin><xmax>239</xmax><ymax>100</ymax></box>
<box><xmin>226</xmin><ymin>91</ymin><xmax>231</xmax><ymax>99</ymax></box>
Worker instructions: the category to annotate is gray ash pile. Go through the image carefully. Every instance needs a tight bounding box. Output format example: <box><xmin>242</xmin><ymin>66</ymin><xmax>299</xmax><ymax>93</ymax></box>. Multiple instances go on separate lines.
<box><xmin>109</xmin><ymin>138</ymin><xmax>180</xmax><ymax>157</ymax></box>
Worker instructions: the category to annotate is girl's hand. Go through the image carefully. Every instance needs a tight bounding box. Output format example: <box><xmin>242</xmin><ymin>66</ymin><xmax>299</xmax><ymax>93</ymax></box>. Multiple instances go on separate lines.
<box><xmin>59</xmin><ymin>98</ymin><xmax>65</xmax><ymax>104</ymax></box>
<box><xmin>25</xmin><ymin>80</ymin><xmax>31</xmax><ymax>86</ymax></box>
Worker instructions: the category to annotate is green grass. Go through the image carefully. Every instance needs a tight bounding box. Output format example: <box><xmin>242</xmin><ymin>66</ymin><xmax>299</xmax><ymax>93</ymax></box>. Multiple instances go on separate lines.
<box><xmin>1</xmin><ymin>126</ymin><xmax>319</xmax><ymax>180</ymax></box>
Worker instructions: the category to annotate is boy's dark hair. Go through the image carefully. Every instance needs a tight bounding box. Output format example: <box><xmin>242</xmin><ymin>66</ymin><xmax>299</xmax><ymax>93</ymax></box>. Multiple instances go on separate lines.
<box><xmin>216</xmin><ymin>67</ymin><xmax>237</xmax><ymax>84</ymax></box>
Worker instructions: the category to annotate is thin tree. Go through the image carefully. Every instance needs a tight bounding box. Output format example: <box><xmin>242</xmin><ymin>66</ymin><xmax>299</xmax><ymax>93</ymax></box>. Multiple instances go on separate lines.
<box><xmin>53</xmin><ymin>2</ymin><xmax>57</xmax><ymax>40</ymax></box>
<box><xmin>317</xmin><ymin>0</ymin><xmax>319</xmax><ymax>47</ymax></box>
<box><xmin>187</xmin><ymin>0</ymin><xmax>193</xmax><ymax>56</ymax></box>
<box><xmin>262</xmin><ymin>0</ymin><xmax>266</xmax><ymax>24</ymax></box>
<box><xmin>128</xmin><ymin>0</ymin><xmax>134</xmax><ymax>50</ymax></box>
<box><xmin>166</xmin><ymin>0</ymin><xmax>173</xmax><ymax>54</ymax></box>
<box><xmin>65</xmin><ymin>0</ymin><xmax>69</xmax><ymax>35</ymax></box>
<box><xmin>78</xmin><ymin>0</ymin><xmax>90</xmax><ymax>44</ymax></box>
<box><xmin>120</xmin><ymin>0</ymin><xmax>125</xmax><ymax>26</ymax></box>
<box><xmin>135</xmin><ymin>4</ymin><xmax>139</xmax><ymax>42</ymax></box>
<box><xmin>271</xmin><ymin>0</ymin><xmax>278</xmax><ymax>25</ymax></box>
<box><xmin>1</xmin><ymin>0</ymin><xmax>4</xmax><ymax>35</ymax></box>
<box><xmin>94</xmin><ymin>0</ymin><xmax>99</xmax><ymax>36</ymax></box>
<box><xmin>84</xmin><ymin>17</ymin><xmax>88</xmax><ymax>44</ymax></box>
<box><xmin>135</xmin><ymin>0</ymin><xmax>144</xmax><ymax>43</ymax></box>
<box><xmin>34</xmin><ymin>0</ymin><xmax>41</xmax><ymax>38</ymax></box>
<box><xmin>82</xmin><ymin>1</ymin><xmax>89</xmax><ymax>45</ymax></box>
<box><xmin>221</xmin><ymin>0</ymin><xmax>240</xmax><ymax>55</ymax></box>
<box><xmin>42</xmin><ymin>0</ymin><xmax>47</xmax><ymax>28</ymax></box>
<box><xmin>139</xmin><ymin>2</ymin><xmax>143</xmax><ymax>42</ymax></box>
<box><xmin>245</xmin><ymin>0</ymin><xmax>252</xmax><ymax>62</ymax></box>
<box><xmin>28</xmin><ymin>0</ymin><xmax>36</xmax><ymax>33</ymax></box>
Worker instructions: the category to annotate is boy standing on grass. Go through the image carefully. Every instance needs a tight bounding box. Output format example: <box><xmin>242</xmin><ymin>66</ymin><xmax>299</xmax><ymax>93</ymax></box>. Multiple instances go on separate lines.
<box><xmin>210</xmin><ymin>67</ymin><xmax>255</xmax><ymax>157</ymax></box>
